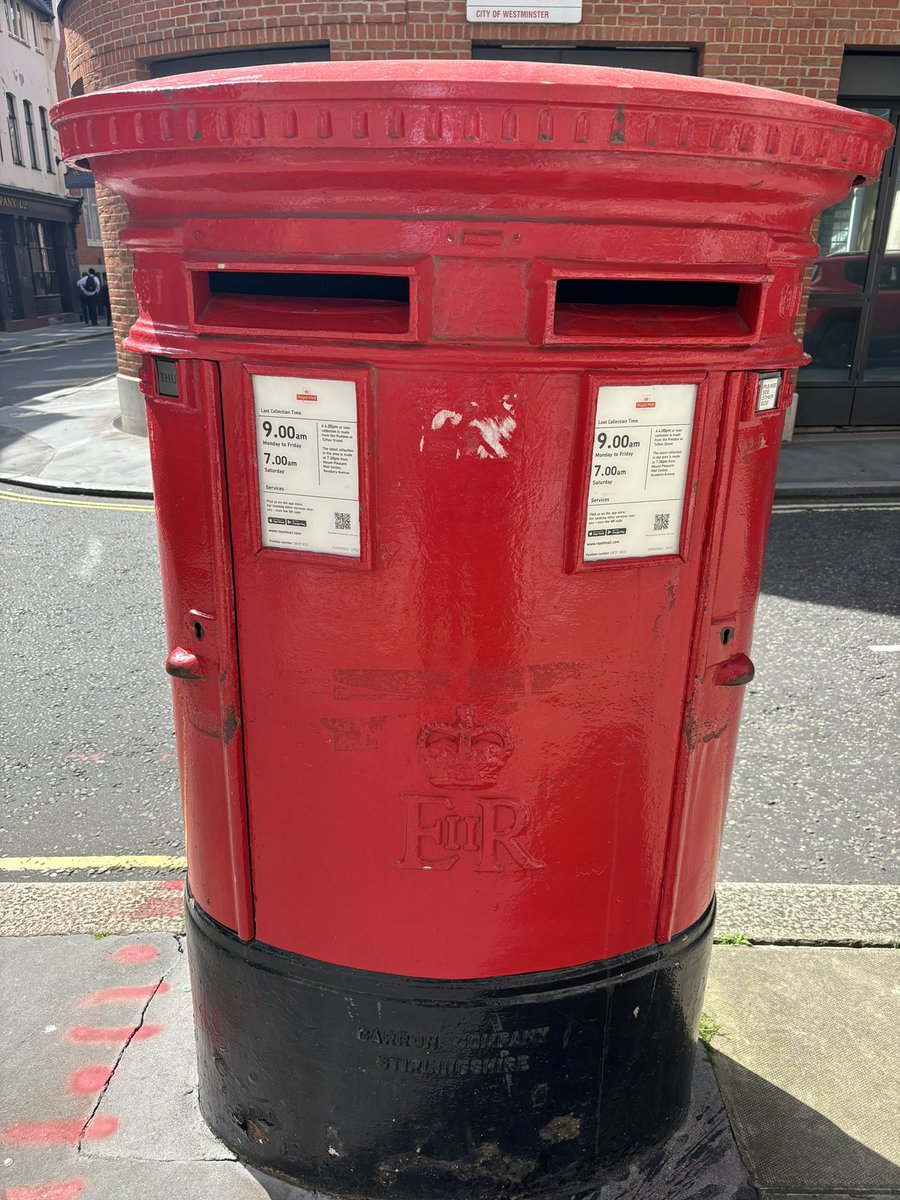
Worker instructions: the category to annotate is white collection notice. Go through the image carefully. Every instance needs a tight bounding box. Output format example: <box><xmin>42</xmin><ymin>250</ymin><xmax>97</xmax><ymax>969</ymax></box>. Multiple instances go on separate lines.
<box><xmin>583</xmin><ymin>383</ymin><xmax>697</xmax><ymax>562</ymax></box>
<box><xmin>251</xmin><ymin>374</ymin><xmax>361</xmax><ymax>558</ymax></box>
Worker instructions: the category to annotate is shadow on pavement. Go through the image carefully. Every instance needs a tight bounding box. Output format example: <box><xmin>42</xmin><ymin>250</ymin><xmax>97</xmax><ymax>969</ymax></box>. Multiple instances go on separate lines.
<box><xmin>710</xmin><ymin>1048</ymin><xmax>900</xmax><ymax>1196</ymax></box>
<box><xmin>0</xmin><ymin>415</ymin><xmax>69</xmax><ymax>476</ymax></box>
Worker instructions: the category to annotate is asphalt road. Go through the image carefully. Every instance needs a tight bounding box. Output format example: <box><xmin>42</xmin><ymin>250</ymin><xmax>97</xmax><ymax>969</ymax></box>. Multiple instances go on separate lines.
<box><xmin>0</xmin><ymin>484</ymin><xmax>897</xmax><ymax>885</ymax></box>
<box><xmin>0</xmin><ymin>334</ymin><xmax>116</xmax><ymax>410</ymax></box>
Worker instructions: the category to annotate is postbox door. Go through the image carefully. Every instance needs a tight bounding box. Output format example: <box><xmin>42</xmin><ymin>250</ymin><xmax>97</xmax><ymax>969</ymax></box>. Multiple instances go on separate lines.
<box><xmin>219</xmin><ymin>361</ymin><xmax>728</xmax><ymax>979</ymax></box>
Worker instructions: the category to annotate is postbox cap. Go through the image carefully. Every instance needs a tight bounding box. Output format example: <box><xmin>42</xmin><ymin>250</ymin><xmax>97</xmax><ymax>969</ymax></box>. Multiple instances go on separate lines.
<box><xmin>54</xmin><ymin>60</ymin><xmax>892</xmax><ymax>186</ymax></box>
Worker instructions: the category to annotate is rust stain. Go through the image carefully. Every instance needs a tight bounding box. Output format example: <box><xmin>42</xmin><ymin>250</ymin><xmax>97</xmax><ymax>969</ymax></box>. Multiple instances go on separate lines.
<box><xmin>539</xmin><ymin>1114</ymin><xmax>581</xmax><ymax>1143</ymax></box>
<box><xmin>683</xmin><ymin>692</ymin><xmax>699</xmax><ymax>753</ymax></box>
<box><xmin>609</xmin><ymin>105</ymin><xmax>627</xmax><ymax>145</ymax></box>
<box><xmin>702</xmin><ymin>724</ymin><xmax>728</xmax><ymax>743</ymax></box>
<box><xmin>222</xmin><ymin>705</ymin><xmax>240</xmax><ymax>744</ymax></box>
<box><xmin>376</xmin><ymin>1142</ymin><xmax>535</xmax><ymax>1187</ymax></box>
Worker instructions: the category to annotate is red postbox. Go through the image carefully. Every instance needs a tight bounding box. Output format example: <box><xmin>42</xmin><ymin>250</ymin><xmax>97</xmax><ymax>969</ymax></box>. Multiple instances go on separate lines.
<box><xmin>54</xmin><ymin>64</ymin><xmax>890</xmax><ymax>1199</ymax></box>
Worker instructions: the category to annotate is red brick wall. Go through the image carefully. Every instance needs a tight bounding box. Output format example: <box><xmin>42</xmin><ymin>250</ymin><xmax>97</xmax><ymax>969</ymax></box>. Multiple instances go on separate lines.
<box><xmin>55</xmin><ymin>20</ymin><xmax>107</xmax><ymax>292</ymax></box>
<box><xmin>59</xmin><ymin>0</ymin><xmax>900</xmax><ymax>377</ymax></box>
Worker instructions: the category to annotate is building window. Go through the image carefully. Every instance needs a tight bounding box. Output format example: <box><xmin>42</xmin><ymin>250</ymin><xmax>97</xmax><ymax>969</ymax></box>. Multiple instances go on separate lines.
<box><xmin>81</xmin><ymin>188</ymin><xmax>103</xmax><ymax>246</ymax></box>
<box><xmin>6</xmin><ymin>94</ymin><xmax>24</xmax><ymax>165</ymax></box>
<box><xmin>148</xmin><ymin>43</ymin><xmax>330</xmax><ymax>77</ymax></box>
<box><xmin>23</xmin><ymin>100</ymin><xmax>39</xmax><ymax>169</ymax></box>
<box><xmin>39</xmin><ymin>107</ymin><xmax>53</xmax><ymax>171</ymax></box>
<box><xmin>6</xmin><ymin>0</ymin><xmax>27</xmax><ymax>41</ymax></box>
<box><xmin>31</xmin><ymin>10</ymin><xmax>43</xmax><ymax>52</ymax></box>
<box><xmin>26</xmin><ymin>220</ymin><xmax>58</xmax><ymax>297</ymax></box>
<box><xmin>471</xmin><ymin>43</ymin><xmax>698</xmax><ymax>74</ymax></box>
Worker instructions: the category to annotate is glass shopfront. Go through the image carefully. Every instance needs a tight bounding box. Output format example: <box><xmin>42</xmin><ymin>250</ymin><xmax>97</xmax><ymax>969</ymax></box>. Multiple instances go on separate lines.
<box><xmin>797</xmin><ymin>54</ymin><xmax>900</xmax><ymax>426</ymax></box>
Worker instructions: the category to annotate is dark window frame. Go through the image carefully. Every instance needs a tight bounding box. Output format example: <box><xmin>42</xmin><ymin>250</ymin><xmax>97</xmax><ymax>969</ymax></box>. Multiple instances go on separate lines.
<box><xmin>148</xmin><ymin>42</ymin><xmax>330</xmax><ymax>78</ymax></box>
<box><xmin>25</xmin><ymin>218</ymin><xmax>59</xmax><ymax>297</ymax></box>
<box><xmin>38</xmin><ymin>106</ymin><xmax>53</xmax><ymax>171</ymax></box>
<box><xmin>470</xmin><ymin>42</ymin><xmax>699</xmax><ymax>75</ymax></box>
<box><xmin>6</xmin><ymin>93</ymin><xmax>24</xmax><ymax>165</ymax></box>
<box><xmin>23</xmin><ymin>99</ymin><xmax>39</xmax><ymax>169</ymax></box>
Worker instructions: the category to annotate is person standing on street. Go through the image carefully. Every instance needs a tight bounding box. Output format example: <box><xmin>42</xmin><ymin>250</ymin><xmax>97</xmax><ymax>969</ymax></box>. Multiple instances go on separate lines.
<box><xmin>98</xmin><ymin>276</ymin><xmax>111</xmax><ymax>326</ymax></box>
<box><xmin>75</xmin><ymin>270</ymin><xmax>91</xmax><ymax>322</ymax></box>
<box><xmin>79</xmin><ymin>268</ymin><xmax>101</xmax><ymax>326</ymax></box>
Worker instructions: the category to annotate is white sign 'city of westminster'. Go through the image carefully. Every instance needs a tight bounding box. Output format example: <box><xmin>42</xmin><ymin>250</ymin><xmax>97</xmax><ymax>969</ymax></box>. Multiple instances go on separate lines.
<box><xmin>467</xmin><ymin>2</ymin><xmax>582</xmax><ymax>22</ymax></box>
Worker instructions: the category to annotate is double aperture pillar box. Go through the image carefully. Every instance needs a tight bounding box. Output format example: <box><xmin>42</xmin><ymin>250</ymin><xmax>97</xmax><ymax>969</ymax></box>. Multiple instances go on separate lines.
<box><xmin>53</xmin><ymin>65</ymin><xmax>890</xmax><ymax>1198</ymax></box>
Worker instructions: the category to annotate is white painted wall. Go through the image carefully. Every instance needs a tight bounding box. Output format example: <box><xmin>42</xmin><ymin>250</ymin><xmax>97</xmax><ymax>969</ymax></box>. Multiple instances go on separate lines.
<box><xmin>0</xmin><ymin>1</ymin><xmax>66</xmax><ymax>196</ymax></box>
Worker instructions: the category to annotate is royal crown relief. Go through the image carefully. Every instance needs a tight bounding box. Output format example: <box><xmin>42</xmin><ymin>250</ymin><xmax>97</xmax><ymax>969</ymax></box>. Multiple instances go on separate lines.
<box><xmin>399</xmin><ymin>706</ymin><xmax>544</xmax><ymax>872</ymax></box>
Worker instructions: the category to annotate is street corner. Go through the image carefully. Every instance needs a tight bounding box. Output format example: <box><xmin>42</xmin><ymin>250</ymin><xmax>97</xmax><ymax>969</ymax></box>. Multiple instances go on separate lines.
<box><xmin>0</xmin><ymin>378</ymin><xmax>152</xmax><ymax>496</ymax></box>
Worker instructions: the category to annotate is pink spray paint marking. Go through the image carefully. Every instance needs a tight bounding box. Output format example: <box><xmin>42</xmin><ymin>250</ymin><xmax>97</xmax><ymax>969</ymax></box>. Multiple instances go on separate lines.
<box><xmin>113</xmin><ymin>943</ymin><xmax>160</xmax><ymax>965</ymax></box>
<box><xmin>82</xmin><ymin>983</ymin><xmax>170</xmax><ymax>1007</ymax></box>
<box><xmin>1</xmin><ymin>1117</ymin><xmax>118</xmax><ymax>1145</ymax></box>
<box><xmin>68</xmin><ymin>1066</ymin><xmax>114</xmax><ymax>1094</ymax></box>
<box><xmin>126</xmin><ymin>883</ymin><xmax>184</xmax><ymax>922</ymax></box>
<box><xmin>3</xmin><ymin>1182</ymin><xmax>86</xmax><ymax>1200</ymax></box>
<box><xmin>67</xmin><ymin>1024</ymin><xmax>162</xmax><ymax>1044</ymax></box>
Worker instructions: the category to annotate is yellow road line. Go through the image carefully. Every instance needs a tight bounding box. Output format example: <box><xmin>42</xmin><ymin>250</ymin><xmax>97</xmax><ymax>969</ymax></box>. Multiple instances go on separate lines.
<box><xmin>0</xmin><ymin>488</ymin><xmax>153</xmax><ymax>512</ymax></box>
<box><xmin>0</xmin><ymin>855</ymin><xmax>186</xmax><ymax>872</ymax></box>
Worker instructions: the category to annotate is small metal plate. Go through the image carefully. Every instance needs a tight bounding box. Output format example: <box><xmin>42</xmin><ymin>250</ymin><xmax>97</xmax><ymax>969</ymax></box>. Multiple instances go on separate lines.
<box><xmin>154</xmin><ymin>357</ymin><xmax>179</xmax><ymax>398</ymax></box>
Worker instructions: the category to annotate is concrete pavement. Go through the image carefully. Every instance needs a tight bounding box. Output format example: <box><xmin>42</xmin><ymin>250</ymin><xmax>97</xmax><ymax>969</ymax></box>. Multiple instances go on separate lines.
<box><xmin>0</xmin><ymin>376</ymin><xmax>152</xmax><ymax>495</ymax></box>
<box><xmin>1</xmin><ymin>884</ymin><xmax>897</xmax><ymax>1200</ymax></box>
<box><xmin>0</xmin><ymin>323</ymin><xmax>112</xmax><ymax>356</ymax></box>
<box><xmin>774</xmin><ymin>429</ymin><xmax>900</xmax><ymax>497</ymax></box>
<box><xmin>705</xmin><ymin>945</ymin><xmax>900</xmax><ymax>1200</ymax></box>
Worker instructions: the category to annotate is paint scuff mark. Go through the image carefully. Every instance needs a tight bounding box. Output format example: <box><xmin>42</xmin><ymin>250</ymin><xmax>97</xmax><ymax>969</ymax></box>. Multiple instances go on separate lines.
<box><xmin>431</xmin><ymin>410</ymin><xmax>463</xmax><ymax>431</ymax></box>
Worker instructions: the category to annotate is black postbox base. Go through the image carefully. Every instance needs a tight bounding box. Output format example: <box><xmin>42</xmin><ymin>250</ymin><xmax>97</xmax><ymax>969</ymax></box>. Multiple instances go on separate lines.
<box><xmin>186</xmin><ymin>892</ymin><xmax>714</xmax><ymax>1200</ymax></box>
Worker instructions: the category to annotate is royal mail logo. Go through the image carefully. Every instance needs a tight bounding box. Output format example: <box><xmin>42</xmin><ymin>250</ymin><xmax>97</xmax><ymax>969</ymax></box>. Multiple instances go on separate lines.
<box><xmin>418</xmin><ymin>705</ymin><xmax>512</xmax><ymax>790</ymax></box>
<box><xmin>635</xmin><ymin>400</ymin><xmax>656</xmax><ymax>409</ymax></box>
<box><xmin>295</xmin><ymin>391</ymin><xmax>318</xmax><ymax>403</ymax></box>
<box><xmin>398</xmin><ymin>795</ymin><xmax>544</xmax><ymax>872</ymax></box>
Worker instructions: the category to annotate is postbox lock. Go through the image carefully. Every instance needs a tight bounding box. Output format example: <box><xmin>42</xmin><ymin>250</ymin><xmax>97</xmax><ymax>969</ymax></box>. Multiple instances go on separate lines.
<box><xmin>165</xmin><ymin>646</ymin><xmax>205</xmax><ymax>681</ymax></box>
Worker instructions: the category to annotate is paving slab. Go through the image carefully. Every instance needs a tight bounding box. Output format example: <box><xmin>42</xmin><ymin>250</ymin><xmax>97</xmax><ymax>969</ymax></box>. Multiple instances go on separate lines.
<box><xmin>0</xmin><ymin>933</ymin><xmax>181</xmax><ymax>1196</ymax></box>
<box><xmin>703</xmin><ymin>945</ymin><xmax>900</xmax><ymax>1196</ymax></box>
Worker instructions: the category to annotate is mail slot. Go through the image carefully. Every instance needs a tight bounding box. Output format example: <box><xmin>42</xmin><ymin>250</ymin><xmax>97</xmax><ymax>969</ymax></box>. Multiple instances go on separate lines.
<box><xmin>53</xmin><ymin>62</ymin><xmax>892</xmax><ymax>1199</ymax></box>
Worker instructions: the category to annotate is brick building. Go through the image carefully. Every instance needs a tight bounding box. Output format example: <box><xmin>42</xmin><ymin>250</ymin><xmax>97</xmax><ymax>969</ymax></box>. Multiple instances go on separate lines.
<box><xmin>58</xmin><ymin>1</ymin><xmax>900</xmax><ymax>432</ymax></box>
<box><xmin>53</xmin><ymin>35</ymin><xmax>106</xmax><ymax>285</ymax></box>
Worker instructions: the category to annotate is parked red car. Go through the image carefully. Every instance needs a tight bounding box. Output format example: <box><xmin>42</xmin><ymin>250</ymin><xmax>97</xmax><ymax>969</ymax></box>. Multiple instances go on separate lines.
<box><xmin>804</xmin><ymin>251</ymin><xmax>900</xmax><ymax>371</ymax></box>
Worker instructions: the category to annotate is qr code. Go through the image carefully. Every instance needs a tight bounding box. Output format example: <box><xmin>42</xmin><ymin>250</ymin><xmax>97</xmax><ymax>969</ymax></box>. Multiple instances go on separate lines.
<box><xmin>653</xmin><ymin>513</ymin><xmax>670</xmax><ymax>531</ymax></box>
<box><xmin>334</xmin><ymin>512</ymin><xmax>352</xmax><ymax>531</ymax></box>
